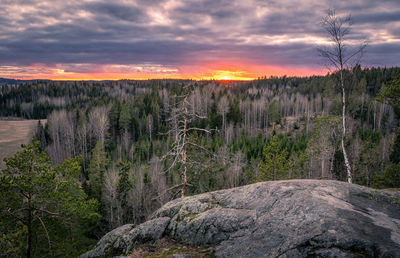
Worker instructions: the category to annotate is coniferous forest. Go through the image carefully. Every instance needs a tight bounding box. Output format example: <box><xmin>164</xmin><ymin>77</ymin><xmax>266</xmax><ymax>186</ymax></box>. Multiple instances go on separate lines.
<box><xmin>1</xmin><ymin>66</ymin><xmax>400</xmax><ymax>256</ymax></box>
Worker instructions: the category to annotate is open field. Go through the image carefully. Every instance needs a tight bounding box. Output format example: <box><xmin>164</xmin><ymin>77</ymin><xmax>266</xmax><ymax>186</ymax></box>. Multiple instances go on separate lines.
<box><xmin>0</xmin><ymin>119</ymin><xmax>45</xmax><ymax>170</ymax></box>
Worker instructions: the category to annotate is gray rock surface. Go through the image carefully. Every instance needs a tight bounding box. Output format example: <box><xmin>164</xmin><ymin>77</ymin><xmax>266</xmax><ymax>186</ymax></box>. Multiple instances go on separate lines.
<box><xmin>82</xmin><ymin>180</ymin><xmax>400</xmax><ymax>257</ymax></box>
<box><xmin>80</xmin><ymin>217</ymin><xmax>170</xmax><ymax>258</ymax></box>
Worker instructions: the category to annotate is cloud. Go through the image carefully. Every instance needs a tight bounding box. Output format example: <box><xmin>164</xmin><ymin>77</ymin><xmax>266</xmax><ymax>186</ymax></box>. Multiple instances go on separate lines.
<box><xmin>0</xmin><ymin>0</ymin><xmax>399</xmax><ymax>79</ymax></box>
<box><xmin>84</xmin><ymin>2</ymin><xmax>148</xmax><ymax>23</ymax></box>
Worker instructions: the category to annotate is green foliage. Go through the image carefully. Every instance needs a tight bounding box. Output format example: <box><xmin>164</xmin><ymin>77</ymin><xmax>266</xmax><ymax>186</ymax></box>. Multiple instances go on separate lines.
<box><xmin>377</xmin><ymin>74</ymin><xmax>400</xmax><ymax>118</ymax></box>
<box><xmin>358</xmin><ymin>128</ymin><xmax>381</xmax><ymax>145</ymax></box>
<box><xmin>373</xmin><ymin>129</ymin><xmax>400</xmax><ymax>189</ymax></box>
<box><xmin>87</xmin><ymin>141</ymin><xmax>108</xmax><ymax>200</ymax></box>
<box><xmin>230</xmin><ymin>133</ymin><xmax>266</xmax><ymax>162</ymax></box>
<box><xmin>0</xmin><ymin>140</ymin><xmax>100</xmax><ymax>257</ymax></box>
<box><xmin>117</xmin><ymin>161</ymin><xmax>132</xmax><ymax>201</ymax></box>
<box><xmin>289</xmin><ymin>151</ymin><xmax>309</xmax><ymax>179</ymax></box>
<box><xmin>268</xmin><ymin>100</ymin><xmax>281</xmax><ymax>125</ymax></box>
<box><xmin>373</xmin><ymin>163</ymin><xmax>400</xmax><ymax>189</ymax></box>
<box><xmin>292</xmin><ymin>133</ymin><xmax>308</xmax><ymax>153</ymax></box>
<box><xmin>119</xmin><ymin>103</ymin><xmax>132</xmax><ymax>132</ymax></box>
<box><xmin>116</xmin><ymin>161</ymin><xmax>133</xmax><ymax>223</ymax></box>
<box><xmin>35</xmin><ymin>120</ymin><xmax>47</xmax><ymax>151</ymax></box>
<box><xmin>390</xmin><ymin>129</ymin><xmax>400</xmax><ymax>164</ymax></box>
<box><xmin>258</xmin><ymin>134</ymin><xmax>290</xmax><ymax>181</ymax></box>
<box><xmin>227</xmin><ymin>98</ymin><xmax>241</xmax><ymax>125</ymax></box>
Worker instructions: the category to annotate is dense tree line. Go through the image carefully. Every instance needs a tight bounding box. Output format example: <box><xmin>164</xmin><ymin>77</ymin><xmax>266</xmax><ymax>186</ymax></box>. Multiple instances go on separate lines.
<box><xmin>1</xmin><ymin>67</ymin><xmax>400</xmax><ymax>256</ymax></box>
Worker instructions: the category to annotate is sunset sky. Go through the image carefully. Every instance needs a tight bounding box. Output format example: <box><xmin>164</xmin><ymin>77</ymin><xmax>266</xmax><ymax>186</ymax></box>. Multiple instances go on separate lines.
<box><xmin>1</xmin><ymin>0</ymin><xmax>399</xmax><ymax>80</ymax></box>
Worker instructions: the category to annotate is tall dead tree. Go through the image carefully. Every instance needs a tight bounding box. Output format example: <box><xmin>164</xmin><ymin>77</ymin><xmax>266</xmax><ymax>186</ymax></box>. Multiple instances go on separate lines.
<box><xmin>162</xmin><ymin>87</ymin><xmax>213</xmax><ymax>197</ymax></box>
<box><xmin>318</xmin><ymin>10</ymin><xmax>366</xmax><ymax>183</ymax></box>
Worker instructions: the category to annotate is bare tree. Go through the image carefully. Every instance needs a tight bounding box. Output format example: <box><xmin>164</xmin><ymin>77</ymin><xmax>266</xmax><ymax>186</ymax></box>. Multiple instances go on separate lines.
<box><xmin>318</xmin><ymin>10</ymin><xmax>367</xmax><ymax>183</ymax></box>
<box><xmin>147</xmin><ymin>114</ymin><xmax>153</xmax><ymax>141</ymax></box>
<box><xmin>77</xmin><ymin>111</ymin><xmax>88</xmax><ymax>171</ymax></box>
<box><xmin>88</xmin><ymin>106</ymin><xmax>110</xmax><ymax>147</ymax></box>
<box><xmin>47</xmin><ymin>110</ymin><xmax>76</xmax><ymax>164</ymax></box>
<box><xmin>218</xmin><ymin>95</ymin><xmax>229</xmax><ymax>139</ymax></box>
<box><xmin>149</xmin><ymin>156</ymin><xmax>169</xmax><ymax>205</ymax></box>
<box><xmin>228</xmin><ymin>150</ymin><xmax>246</xmax><ymax>188</ymax></box>
<box><xmin>102</xmin><ymin>167</ymin><xmax>120</xmax><ymax>229</ymax></box>
<box><xmin>162</xmin><ymin>88</ymin><xmax>213</xmax><ymax>197</ymax></box>
<box><xmin>307</xmin><ymin>116</ymin><xmax>341</xmax><ymax>179</ymax></box>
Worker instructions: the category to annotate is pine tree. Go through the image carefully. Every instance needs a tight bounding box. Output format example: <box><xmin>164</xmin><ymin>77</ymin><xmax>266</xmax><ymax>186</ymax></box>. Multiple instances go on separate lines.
<box><xmin>0</xmin><ymin>140</ymin><xmax>100</xmax><ymax>257</ymax></box>
<box><xmin>116</xmin><ymin>161</ymin><xmax>133</xmax><ymax>223</ymax></box>
<box><xmin>87</xmin><ymin>141</ymin><xmax>108</xmax><ymax>200</ymax></box>
<box><xmin>268</xmin><ymin>100</ymin><xmax>281</xmax><ymax>127</ymax></box>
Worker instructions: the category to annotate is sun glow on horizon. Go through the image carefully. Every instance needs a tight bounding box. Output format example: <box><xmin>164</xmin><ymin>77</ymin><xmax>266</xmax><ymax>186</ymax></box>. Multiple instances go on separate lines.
<box><xmin>0</xmin><ymin>63</ymin><xmax>326</xmax><ymax>81</ymax></box>
<box><xmin>218</xmin><ymin>76</ymin><xmax>233</xmax><ymax>80</ymax></box>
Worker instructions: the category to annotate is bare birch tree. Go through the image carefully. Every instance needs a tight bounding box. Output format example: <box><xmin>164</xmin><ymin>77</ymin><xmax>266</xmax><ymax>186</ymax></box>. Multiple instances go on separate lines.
<box><xmin>88</xmin><ymin>106</ymin><xmax>110</xmax><ymax>147</ymax></box>
<box><xmin>318</xmin><ymin>10</ymin><xmax>366</xmax><ymax>183</ymax></box>
<box><xmin>102</xmin><ymin>167</ymin><xmax>119</xmax><ymax>229</ymax></box>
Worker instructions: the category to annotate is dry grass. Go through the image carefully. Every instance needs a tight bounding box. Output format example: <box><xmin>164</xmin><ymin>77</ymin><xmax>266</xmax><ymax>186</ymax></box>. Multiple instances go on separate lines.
<box><xmin>129</xmin><ymin>237</ymin><xmax>215</xmax><ymax>258</ymax></box>
<box><xmin>0</xmin><ymin>119</ymin><xmax>46</xmax><ymax>170</ymax></box>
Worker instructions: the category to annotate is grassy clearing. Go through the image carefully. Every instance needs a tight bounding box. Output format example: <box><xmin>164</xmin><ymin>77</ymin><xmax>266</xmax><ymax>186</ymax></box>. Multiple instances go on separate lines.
<box><xmin>0</xmin><ymin>119</ymin><xmax>45</xmax><ymax>170</ymax></box>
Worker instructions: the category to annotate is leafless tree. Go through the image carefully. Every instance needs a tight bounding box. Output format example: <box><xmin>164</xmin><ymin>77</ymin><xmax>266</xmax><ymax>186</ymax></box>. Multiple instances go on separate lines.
<box><xmin>225</xmin><ymin>123</ymin><xmax>234</xmax><ymax>143</ymax></box>
<box><xmin>307</xmin><ymin>116</ymin><xmax>341</xmax><ymax>179</ymax></box>
<box><xmin>102</xmin><ymin>167</ymin><xmax>120</xmax><ymax>229</ymax></box>
<box><xmin>149</xmin><ymin>156</ymin><xmax>169</xmax><ymax>205</ymax></box>
<box><xmin>227</xmin><ymin>150</ymin><xmax>246</xmax><ymax>188</ymax></box>
<box><xmin>218</xmin><ymin>95</ymin><xmax>229</xmax><ymax>139</ymax></box>
<box><xmin>161</xmin><ymin>88</ymin><xmax>214</xmax><ymax>197</ymax></box>
<box><xmin>88</xmin><ymin>106</ymin><xmax>110</xmax><ymax>147</ymax></box>
<box><xmin>77</xmin><ymin>111</ymin><xmax>88</xmax><ymax>170</ymax></box>
<box><xmin>147</xmin><ymin>114</ymin><xmax>153</xmax><ymax>141</ymax></box>
<box><xmin>318</xmin><ymin>9</ymin><xmax>367</xmax><ymax>183</ymax></box>
<box><xmin>47</xmin><ymin>110</ymin><xmax>76</xmax><ymax>164</ymax></box>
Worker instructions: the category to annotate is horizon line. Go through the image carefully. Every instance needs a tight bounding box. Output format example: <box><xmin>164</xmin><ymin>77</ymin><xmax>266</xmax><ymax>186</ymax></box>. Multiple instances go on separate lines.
<box><xmin>1</xmin><ymin>74</ymin><xmax>328</xmax><ymax>82</ymax></box>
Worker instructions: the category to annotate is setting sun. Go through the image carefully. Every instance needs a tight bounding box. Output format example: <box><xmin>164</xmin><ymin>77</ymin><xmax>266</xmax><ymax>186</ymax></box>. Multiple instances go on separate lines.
<box><xmin>218</xmin><ymin>76</ymin><xmax>232</xmax><ymax>80</ymax></box>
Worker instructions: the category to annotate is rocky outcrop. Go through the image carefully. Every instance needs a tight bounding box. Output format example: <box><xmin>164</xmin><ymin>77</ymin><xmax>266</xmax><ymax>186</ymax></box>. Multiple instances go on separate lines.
<box><xmin>81</xmin><ymin>218</ymin><xmax>170</xmax><ymax>257</ymax></box>
<box><xmin>81</xmin><ymin>180</ymin><xmax>400</xmax><ymax>257</ymax></box>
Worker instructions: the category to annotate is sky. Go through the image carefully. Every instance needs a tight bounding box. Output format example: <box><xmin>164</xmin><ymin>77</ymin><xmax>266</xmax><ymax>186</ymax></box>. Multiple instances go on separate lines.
<box><xmin>0</xmin><ymin>0</ymin><xmax>399</xmax><ymax>80</ymax></box>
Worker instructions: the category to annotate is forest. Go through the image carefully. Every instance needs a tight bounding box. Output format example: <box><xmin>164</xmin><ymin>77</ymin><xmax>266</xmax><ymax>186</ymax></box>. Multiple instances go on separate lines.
<box><xmin>1</xmin><ymin>65</ymin><xmax>400</xmax><ymax>257</ymax></box>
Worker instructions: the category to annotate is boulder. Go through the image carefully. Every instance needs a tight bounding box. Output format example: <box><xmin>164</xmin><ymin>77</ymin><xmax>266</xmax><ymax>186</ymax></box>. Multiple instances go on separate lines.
<box><xmin>80</xmin><ymin>217</ymin><xmax>170</xmax><ymax>258</ymax></box>
<box><xmin>82</xmin><ymin>180</ymin><xmax>400</xmax><ymax>257</ymax></box>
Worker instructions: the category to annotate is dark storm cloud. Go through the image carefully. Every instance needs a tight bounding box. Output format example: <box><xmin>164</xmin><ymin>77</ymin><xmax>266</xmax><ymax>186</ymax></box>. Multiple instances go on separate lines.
<box><xmin>0</xmin><ymin>0</ymin><xmax>399</xmax><ymax>74</ymax></box>
<box><xmin>0</xmin><ymin>39</ymin><xmax>215</xmax><ymax>66</ymax></box>
<box><xmin>84</xmin><ymin>2</ymin><xmax>148</xmax><ymax>22</ymax></box>
<box><xmin>247</xmin><ymin>10</ymin><xmax>322</xmax><ymax>36</ymax></box>
<box><xmin>354</xmin><ymin>11</ymin><xmax>400</xmax><ymax>24</ymax></box>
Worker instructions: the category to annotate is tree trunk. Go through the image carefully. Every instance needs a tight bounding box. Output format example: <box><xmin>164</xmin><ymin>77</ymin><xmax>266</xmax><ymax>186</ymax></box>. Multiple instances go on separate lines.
<box><xmin>340</xmin><ymin>70</ymin><xmax>352</xmax><ymax>183</ymax></box>
<box><xmin>329</xmin><ymin>153</ymin><xmax>335</xmax><ymax>179</ymax></box>
<box><xmin>27</xmin><ymin>197</ymin><xmax>32</xmax><ymax>258</ymax></box>
<box><xmin>181</xmin><ymin>113</ymin><xmax>187</xmax><ymax>197</ymax></box>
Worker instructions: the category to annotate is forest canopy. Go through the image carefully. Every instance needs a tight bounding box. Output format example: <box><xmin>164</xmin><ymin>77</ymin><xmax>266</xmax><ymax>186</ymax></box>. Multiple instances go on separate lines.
<box><xmin>1</xmin><ymin>66</ymin><xmax>400</xmax><ymax>256</ymax></box>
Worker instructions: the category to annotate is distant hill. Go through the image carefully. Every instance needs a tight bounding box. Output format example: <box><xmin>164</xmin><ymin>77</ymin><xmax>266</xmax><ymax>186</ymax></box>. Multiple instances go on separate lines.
<box><xmin>0</xmin><ymin>78</ymin><xmax>51</xmax><ymax>85</ymax></box>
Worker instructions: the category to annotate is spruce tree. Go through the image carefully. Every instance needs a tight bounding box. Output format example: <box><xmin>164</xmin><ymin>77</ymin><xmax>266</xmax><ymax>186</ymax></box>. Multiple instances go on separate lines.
<box><xmin>258</xmin><ymin>135</ymin><xmax>290</xmax><ymax>181</ymax></box>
